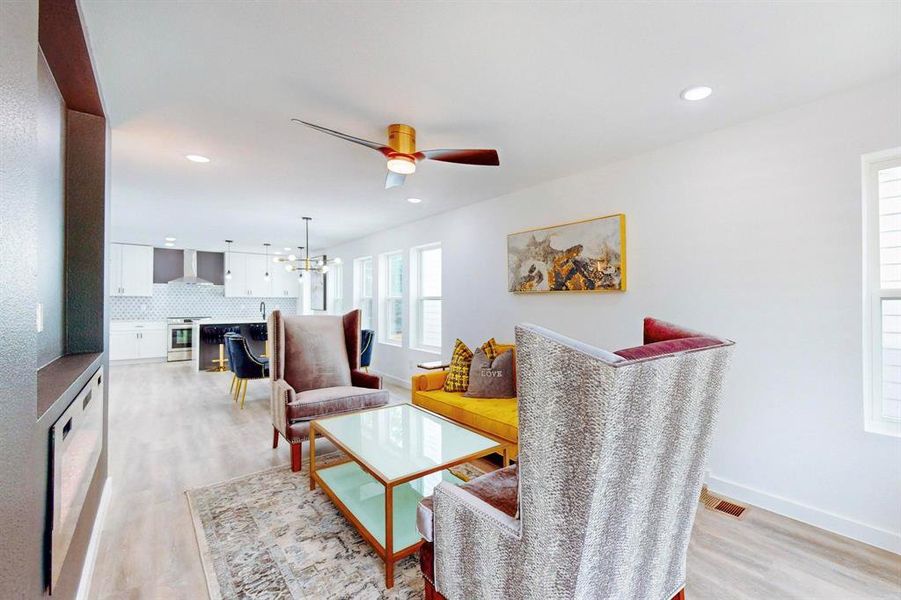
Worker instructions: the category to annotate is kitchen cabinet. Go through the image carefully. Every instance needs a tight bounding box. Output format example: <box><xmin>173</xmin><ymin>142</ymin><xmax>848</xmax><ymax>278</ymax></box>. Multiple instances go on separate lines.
<box><xmin>271</xmin><ymin>264</ymin><xmax>300</xmax><ymax>298</ymax></box>
<box><xmin>109</xmin><ymin>321</ymin><xmax>166</xmax><ymax>361</ymax></box>
<box><xmin>224</xmin><ymin>252</ymin><xmax>278</xmax><ymax>297</ymax></box>
<box><xmin>110</xmin><ymin>243</ymin><xmax>153</xmax><ymax>296</ymax></box>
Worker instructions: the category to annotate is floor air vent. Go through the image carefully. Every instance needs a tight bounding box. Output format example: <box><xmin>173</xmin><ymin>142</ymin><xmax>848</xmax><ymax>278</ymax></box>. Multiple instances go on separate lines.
<box><xmin>700</xmin><ymin>485</ymin><xmax>747</xmax><ymax>519</ymax></box>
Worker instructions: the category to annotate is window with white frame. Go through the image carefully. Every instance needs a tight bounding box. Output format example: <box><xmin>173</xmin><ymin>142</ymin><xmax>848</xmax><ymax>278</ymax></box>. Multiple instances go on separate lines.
<box><xmin>327</xmin><ymin>262</ymin><xmax>343</xmax><ymax>315</ymax></box>
<box><xmin>379</xmin><ymin>251</ymin><xmax>404</xmax><ymax>345</ymax></box>
<box><xmin>411</xmin><ymin>244</ymin><xmax>442</xmax><ymax>352</ymax></box>
<box><xmin>864</xmin><ymin>150</ymin><xmax>901</xmax><ymax>436</ymax></box>
<box><xmin>353</xmin><ymin>257</ymin><xmax>373</xmax><ymax>330</ymax></box>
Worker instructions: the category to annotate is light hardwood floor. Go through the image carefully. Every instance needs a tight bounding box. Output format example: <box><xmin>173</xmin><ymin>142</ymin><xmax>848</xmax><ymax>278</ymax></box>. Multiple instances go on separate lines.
<box><xmin>89</xmin><ymin>361</ymin><xmax>900</xmax><ymax>599</ymax></box>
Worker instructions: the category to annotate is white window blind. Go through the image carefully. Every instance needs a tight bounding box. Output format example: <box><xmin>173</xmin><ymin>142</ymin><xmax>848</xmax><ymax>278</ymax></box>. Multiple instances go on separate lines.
<box><xmin>328</xmin><ymin>263</ymin><xmax>343</xmax><ymax>315</ymax></box>
<box><xmin>381</xmin><ymin>252</ymin><xmax>404</xmax><ymax>345</ymax></box>
<box><xmin>865</xmin><ymin>154</ymin><xmax>901</xmax><ymax>436</ymax></box>
<box><xmin>413</xmin><ymin>244</ymin><xmax>442</xmax><ymax>351</ymax></box>
<box><xmin>354</xmin><ymin>257</ymin><xmax>373</xmax><ymax>330</ymax></box>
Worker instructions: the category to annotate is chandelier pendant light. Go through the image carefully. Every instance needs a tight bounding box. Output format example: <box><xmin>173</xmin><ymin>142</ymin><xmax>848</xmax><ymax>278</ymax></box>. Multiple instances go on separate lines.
<box><xmin>273</xmin><ymin>217</ymin><xmax>341</xmax><ymax>275</ymax></box>
<box><xmin>224</xmin><ymin>239</ymin><xmax>233</xmax><ymax>280</ymax></box>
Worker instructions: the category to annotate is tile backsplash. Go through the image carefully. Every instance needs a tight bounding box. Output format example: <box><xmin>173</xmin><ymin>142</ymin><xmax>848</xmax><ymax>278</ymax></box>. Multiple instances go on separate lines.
<box><xmin>110</xmin><ymin>284</ymin><xmax>298</xmax><ymax>320</ymax></box>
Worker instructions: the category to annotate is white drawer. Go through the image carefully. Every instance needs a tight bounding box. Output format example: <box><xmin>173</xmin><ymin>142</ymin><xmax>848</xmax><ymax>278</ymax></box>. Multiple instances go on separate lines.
<box><xmin>111</xmin><ymin>320</ymin><xmax>166</xmax><ymax>331</ymax></box>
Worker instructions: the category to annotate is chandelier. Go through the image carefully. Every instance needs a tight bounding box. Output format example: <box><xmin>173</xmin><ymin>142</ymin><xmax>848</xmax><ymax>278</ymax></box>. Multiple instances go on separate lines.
<box><xmin>273</xmin><ymin>216</ymin><xmax>341</xmax><ymax>278</ymax></box>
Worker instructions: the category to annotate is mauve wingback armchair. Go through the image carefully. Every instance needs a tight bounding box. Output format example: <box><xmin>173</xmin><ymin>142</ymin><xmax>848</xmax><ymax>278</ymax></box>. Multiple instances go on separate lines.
<box><xmin>269</xmin><ymin>309</ymin><xmax>389</xmax><ymax>471</ymax></box>
<box><xmin>419</xmin><ymin>318</ymin><xmax>734</xmax><ymax>600</ymax></box>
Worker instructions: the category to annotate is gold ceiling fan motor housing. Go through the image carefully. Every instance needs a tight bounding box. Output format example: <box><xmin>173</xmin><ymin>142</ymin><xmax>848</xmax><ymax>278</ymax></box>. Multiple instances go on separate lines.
<box><xmin>387</xmin><ymin>123</ymin><xmax>416</xmax><ymax>155</ymax></box>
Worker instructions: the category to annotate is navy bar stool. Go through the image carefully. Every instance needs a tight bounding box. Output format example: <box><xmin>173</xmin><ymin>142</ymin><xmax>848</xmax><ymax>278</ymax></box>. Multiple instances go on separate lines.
<box><xmin>225</xmin><ymin>333</ymin><xmax>270</xmax><ymax>408</ymax></box>
<box><xmin>361</xmin><ymin>329</ymin><xmax>375</xmax><ymax>371</ymax></box>
<box><xmin>202</xmin><ymin>325</ymin><xmax>240</xmax><ymax>372</ymax></box>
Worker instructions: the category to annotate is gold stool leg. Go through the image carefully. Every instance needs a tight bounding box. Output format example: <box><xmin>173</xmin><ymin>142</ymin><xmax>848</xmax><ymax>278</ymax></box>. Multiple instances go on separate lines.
<box><xmin>211</xmin><ymin>343</ymin><xmax>228</xmax><ymax>372</ymax></box>
<box><xmin>262</xmin><ymin>340</ymin><xmax>269</xmax><ymax>358</ymax></box>
<box><xmin>229</xmin><ymin>374</ymin><xmax>236</xmax><ymax>394</ymax></box>
<box><xmin>240</xmin><ymin>379</ymin><xmax>248</xmax><ymax>409</ymax></box>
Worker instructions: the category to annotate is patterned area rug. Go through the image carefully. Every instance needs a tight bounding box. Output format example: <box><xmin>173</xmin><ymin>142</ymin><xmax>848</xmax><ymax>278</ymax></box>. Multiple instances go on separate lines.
<box><xmin>186</xmin><ymin>458</ymin><xmax>485</xmax><ymax>599</ymax></box>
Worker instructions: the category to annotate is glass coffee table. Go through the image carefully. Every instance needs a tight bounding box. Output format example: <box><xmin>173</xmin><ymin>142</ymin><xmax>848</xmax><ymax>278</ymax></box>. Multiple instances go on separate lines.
<box><xmin>309</xmin><ymin>404</ymin><xmax>509</xmax><ymax>589</ymax></box>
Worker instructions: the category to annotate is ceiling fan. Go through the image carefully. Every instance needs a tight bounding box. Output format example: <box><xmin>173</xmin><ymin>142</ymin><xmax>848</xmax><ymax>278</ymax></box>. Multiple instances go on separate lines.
<box><xmin>291</xmin><ymin>119</ymin><xmax>500</xmax><ymax>189</ymax></box>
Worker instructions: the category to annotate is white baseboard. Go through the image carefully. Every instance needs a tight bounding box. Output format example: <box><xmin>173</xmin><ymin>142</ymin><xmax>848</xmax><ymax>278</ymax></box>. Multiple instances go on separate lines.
<box><xmin>370</xmin><ymin>369</ymin><xmax>411</xmax><ymax>390</ymax></box>
<box><xmin>707</xmin><ymin>473</ymin><xmax>900</xmax><ymax>554</ymax></box>
<box><xmin>76</xmin><ymin>476</ymin><xmax>112</xmax><ymax>600</ymax></box>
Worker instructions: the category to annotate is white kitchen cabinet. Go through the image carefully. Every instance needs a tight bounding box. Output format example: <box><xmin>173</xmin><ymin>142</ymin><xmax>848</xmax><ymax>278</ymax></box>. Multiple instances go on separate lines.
<box><xmin>224</xmin><ymin>252</ymin><xmax>276</xmax><ymax>297</ymax></box>
<box><xmin>110</xmin><ymin>243</ymin><xmax>153</xmax><ymax>297</ymax></box>
<box><xmin>109</xmin><ymin>330</ymin><xmax>139</xmax><ymax>360</ymax></box>
<box><xmin>245</xmin><ymin>253</ymin><xmax>272</xmax><ymax>297</ymax></box>
<box><xmin>224</xmin><ymin>252</ymin><xmax>247</xmax><ymax>298</ymax></box>
<box><xmin>271</xmin><ymin>264</ymin><xmax>300</xmax><ymax>298</ymax></box>
<box><xmin>109</xmin><ymin>321</ymin><xmax>166</xmax><ymax>361</ymax></box>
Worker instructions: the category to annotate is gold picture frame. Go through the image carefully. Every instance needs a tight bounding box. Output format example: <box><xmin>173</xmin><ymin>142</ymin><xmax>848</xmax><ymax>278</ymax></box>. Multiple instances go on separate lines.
<box><xmin>507</xmin><ymin>213</ymin><xmax>626</xmax><ymax>293</ymax></box>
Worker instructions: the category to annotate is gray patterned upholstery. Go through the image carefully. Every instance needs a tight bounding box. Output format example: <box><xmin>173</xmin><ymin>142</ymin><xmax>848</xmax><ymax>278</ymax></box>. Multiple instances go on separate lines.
<box><xmin>431</xmin><ymin>323</ymin><xmax>734</xmax><ymax>599</ymax></box>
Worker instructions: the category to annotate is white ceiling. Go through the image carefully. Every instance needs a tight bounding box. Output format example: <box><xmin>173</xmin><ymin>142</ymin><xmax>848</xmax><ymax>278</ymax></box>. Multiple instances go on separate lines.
<box><xmin>79</xmin><ymin>1</ymin><xmax>901</xmax><ymax>253</ymax></box>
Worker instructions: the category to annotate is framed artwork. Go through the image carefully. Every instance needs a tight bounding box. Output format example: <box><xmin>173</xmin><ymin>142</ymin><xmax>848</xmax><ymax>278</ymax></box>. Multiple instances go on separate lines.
<box><xmin>310</xmin><ymin>255</ymin><xmax>328</xmax><ymax>311</ymax></box>
<box><xmin>507</xmin><ymin>213</ymin><xmax>626</xmax><ymax>293</ymax></box>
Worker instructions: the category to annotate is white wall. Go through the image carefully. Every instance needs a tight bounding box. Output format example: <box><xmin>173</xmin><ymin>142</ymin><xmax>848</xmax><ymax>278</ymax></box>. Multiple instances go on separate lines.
<box><xmin>325</xmin><ymin>78</ymin><xmax>901</xmax><ymax>552</ymax></box>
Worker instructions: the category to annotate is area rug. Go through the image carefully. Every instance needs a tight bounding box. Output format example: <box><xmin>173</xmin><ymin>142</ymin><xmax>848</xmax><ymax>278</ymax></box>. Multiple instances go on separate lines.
<box><xmin>186</xmin><ymin>457</ymin><xmax>486</xmax><ymax>599</ymax></box>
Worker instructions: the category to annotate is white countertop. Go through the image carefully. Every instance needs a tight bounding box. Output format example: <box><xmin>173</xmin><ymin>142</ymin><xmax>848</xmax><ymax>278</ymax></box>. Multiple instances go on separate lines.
<box><xmin>193</xmin><ymin>317</ymin><xmax>267</xmax><ymax>326</ymax></box>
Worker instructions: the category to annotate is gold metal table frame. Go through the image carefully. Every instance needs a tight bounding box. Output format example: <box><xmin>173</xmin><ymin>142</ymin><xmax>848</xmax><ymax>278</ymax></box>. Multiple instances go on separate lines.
<box><xmin>309</xmin><ymin>405</ymin><xmax>509</xmax><ymax>589</ymax></box>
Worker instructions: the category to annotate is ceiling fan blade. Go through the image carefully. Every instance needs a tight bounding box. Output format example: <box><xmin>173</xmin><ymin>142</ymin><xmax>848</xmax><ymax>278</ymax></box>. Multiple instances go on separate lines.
<box><xmin>291</xmin><ymin>119</ymin><xmax>391</xmax><ymax>155</ymax></box>
<box><xmin>414</xmin><ymin>148</ymin><xmax>500</xmax><ymax>166</ymax></box>
<box><xmin>385</xmin><ymin>171</ymin><xmax>406</xmax><ymax>189</ymax></box>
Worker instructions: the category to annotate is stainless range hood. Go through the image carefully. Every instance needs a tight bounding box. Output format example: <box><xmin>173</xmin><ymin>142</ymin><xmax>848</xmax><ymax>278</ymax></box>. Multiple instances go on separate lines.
<box><xmin>168</xmin><ymin>249</ymin><xmax>214</xmax><ymax>285</ymax></box>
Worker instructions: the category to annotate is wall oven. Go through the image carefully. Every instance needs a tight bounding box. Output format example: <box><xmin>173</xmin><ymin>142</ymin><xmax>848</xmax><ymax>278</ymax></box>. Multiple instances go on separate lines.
<box><xmin>167</xmin><ymin>318</ymin><xmax>201</xmax><ymax>362</ymax></box>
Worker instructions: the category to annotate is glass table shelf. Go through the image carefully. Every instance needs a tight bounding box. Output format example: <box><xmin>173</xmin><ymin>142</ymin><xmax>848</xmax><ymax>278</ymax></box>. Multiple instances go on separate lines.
<box><xmin>317</xmin><ymin>460</ymin><xmax>463</xmax><ymax>550</ymax></box>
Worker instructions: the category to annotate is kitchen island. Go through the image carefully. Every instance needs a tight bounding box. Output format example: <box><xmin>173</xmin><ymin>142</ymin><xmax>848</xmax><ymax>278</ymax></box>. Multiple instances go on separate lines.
<box><xmin>192</xmin><ymin>317</ymin><xmax>268</xmax><ymax>371</ymax></box>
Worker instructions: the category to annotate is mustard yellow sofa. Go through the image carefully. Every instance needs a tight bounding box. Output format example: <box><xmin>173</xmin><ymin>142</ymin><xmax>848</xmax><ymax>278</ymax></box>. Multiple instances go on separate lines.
<box><xmin>411</xmin><ymin>344</ymin><xmax>518</xmax><ymax>459</ymax></box>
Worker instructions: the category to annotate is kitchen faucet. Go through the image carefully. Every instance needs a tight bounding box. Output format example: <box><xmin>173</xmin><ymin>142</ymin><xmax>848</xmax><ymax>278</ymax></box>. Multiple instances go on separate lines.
<box><xmin>260</xmin><ymin>301</ymin><xmax>267</xmax><ymax>320</ymax></box>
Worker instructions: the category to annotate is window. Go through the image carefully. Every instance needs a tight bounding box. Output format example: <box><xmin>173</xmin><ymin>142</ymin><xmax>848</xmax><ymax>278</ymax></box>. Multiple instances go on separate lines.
<box><xmin>864</xmin><ymin>150</ymin><xmax>901</xmax><ymax>436</ymax></box>
<box><xmin>353</xmin><ymin>257</ymin><xmax>373</xmax><ymax>330</ymax></box>
<box><xmin>411</xmin><ymin>244</ymin><xmax>442</xmax><ymax>352</ymax></box>
<box><xmin>327</xmin><ymin>262</ymin><xmax>343</xmax><ymax>315</ymax></box>
<box><xmin>379</xmin><ymin>251</ymin><xmax>404</xmax><ymax>345</ymax></box>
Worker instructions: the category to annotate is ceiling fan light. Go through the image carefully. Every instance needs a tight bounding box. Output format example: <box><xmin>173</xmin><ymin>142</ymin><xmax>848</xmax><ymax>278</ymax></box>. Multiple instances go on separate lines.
<box><xmin>387</xmin><ymin>157</ymin><xmax>416</xmax><ymax>175</ymax></box>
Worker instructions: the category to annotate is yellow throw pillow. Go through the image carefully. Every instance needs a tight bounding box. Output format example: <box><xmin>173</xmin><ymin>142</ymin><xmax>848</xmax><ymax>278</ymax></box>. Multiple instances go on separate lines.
<box><xmin>481</xmin><ymin>338</ymin><xmax>499</xmax><ymax>362</ymax></box>
<box><xmin>444</xmin><ymin>339</ymin><xmax>474</xmax><ymax>392</ymax></box>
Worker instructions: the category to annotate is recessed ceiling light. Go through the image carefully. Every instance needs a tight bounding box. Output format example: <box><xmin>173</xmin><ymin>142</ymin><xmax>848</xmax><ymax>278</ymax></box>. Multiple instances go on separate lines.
<box><xmin>274</xmin><ymin>251</ymin><xmax>282</xmax><ymax>255</ymax></box>
<box><xmin>185</xmin><ymin>154</ymin><xmax>210</xmax><ymax>163</ymax></box>
<box><xmin>164</xmin><ymin>242</ymin><xmax>175</xmax><ymax>247</ymax></box>
<box><xmin>407</xmin><ymin>197</ymin><xmax>422</xmax><ymax>204</ymax></box>
<box><xmin>165</xmin><ymin>236</ymin><xmax>176</xmax><ymax>242</ymax></box>
<box><xmin>680</xmin><ymin>86</ymin><xmax>712</xmax><ymax>101</ymax></box>
<box><xmin>283</xmin><ymin>247</ymin><xmax>291</xmax><ymax>251</ymax></box>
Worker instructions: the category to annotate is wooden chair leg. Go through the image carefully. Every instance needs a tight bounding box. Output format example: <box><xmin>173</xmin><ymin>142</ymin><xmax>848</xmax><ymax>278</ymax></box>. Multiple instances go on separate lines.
<box><xmin>290</xmin><ymin>443</ymin><xmax>302</xmax><ymax>472</ymax></box>
<box><xmin>272</xmin><ymin>427</ymin><xmax>279</xmax><ymax>449</ymax></box>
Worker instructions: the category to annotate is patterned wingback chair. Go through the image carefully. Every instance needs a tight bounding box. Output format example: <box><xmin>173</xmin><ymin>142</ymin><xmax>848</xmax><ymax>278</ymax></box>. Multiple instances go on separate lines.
<box><xmin>422</xmin><ymin>318</ymin><xmax>734</xmax><ymax>600</ymax></box>
<box><xmin>269</xmin><ymin>309</ymin><xmax>389</xmax><ymax>471</ymax></box>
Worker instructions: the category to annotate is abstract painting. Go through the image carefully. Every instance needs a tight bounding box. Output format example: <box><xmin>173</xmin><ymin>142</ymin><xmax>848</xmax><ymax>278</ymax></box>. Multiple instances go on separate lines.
<box><xmin>507</xmin><ymin>214</ymin><xmax>626</xmax><ymax>292</ymax></box>
<box><xmin>310</xmin><ymin>255</ymin><xmax>327</xmax><ymax>311</ymax></box>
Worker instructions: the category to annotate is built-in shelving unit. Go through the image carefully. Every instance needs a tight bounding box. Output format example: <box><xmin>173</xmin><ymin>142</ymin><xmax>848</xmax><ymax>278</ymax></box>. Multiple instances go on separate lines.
<box><xmin>36</xmin><ymin>353</ymin><xmax>103</xmax><ymax>419</ymax></box>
